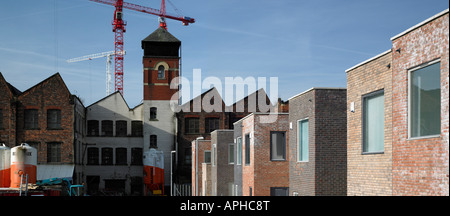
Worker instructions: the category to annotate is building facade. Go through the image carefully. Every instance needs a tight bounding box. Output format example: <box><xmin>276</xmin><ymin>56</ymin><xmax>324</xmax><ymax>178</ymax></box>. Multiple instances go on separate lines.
<box><xmin>210</xmin><ymin>130</ymin><xmax>234</xmax><ymax>196</ymax></box>
<box><xmin>288</xmin><ymin>88</ymin><xmax>347</xmax><ymax>196</ymax></box>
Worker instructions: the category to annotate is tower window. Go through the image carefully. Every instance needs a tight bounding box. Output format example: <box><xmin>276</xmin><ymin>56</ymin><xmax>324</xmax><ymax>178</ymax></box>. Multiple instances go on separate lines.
<box><xmin>150</xmin><ymin>107</ymin><xmax>157</xmax><ymax>120</ymax></box>
<box><xmin>158</xmin><ymin>65</ymin><xmax>165</xmax><ymax>79</ymax></box>
<box><xmin>150</xmin><ymin>135</ymin><xmax>157</xmax><ymax>148</ymax></box>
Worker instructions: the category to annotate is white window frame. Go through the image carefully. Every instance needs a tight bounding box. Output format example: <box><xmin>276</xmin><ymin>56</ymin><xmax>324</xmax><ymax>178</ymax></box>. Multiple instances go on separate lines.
<box><xmin>407</xmin><ymin>59</ymin><xmax>441</xmax><ymax>140</ymax></box>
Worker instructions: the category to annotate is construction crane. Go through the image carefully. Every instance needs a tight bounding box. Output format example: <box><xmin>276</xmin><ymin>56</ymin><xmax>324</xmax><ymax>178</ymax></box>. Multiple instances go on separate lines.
<box><xmin>89</xmin><ymin>0</ymin><xmax>195</xmax><ymax>95</ymax></box>
<box><xmin>67</xmin><ymin>50</ymin><xmax>126</xmax><ymax>96</ymax></box>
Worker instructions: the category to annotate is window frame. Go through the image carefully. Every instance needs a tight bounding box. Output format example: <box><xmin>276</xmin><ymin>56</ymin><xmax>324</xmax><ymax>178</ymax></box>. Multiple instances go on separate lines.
<box><xmin>244</xmin><ymin>133</ymin><xmax>250</xmax><ymax>166</ymax></box>
<box><xmin>185</xmin><ymin>117</ymin><xmax>200</xmax><ymax>134</ymax></box>
<box><xmin>204</xmin><ymin>150</ymin><xmax>211</xmax><ymax>164</ymax></box>
<box><xmin>362</xmin><ymin>89</ymin><xmax>385</xmax><ymax>154</ymax></box>
<box><xmin>228</xmin><ymin>143</ymin><xmax>235</xmax><ymax>164</ymax></box>
<box><xmin>46</xmin><ymin>109</ymin><xmax>61</xmax><ymax>130</ymax></box>
<box><xmin>24</xmin><ymin>109</ymin><xmax>39</xmax><ymax>130</ymax></box>
<box><xmin>236</xmin><ymin>137</ymin><xmax>242</xmax><ymax>165</ymax></box>
<box><xmin>47</xmin><ymin>142</ymin><xmax>61</xmax><ymax>163</ymax></box>
<box><xmin>297</xmin><ymin>118</ymin><xmax>309</xmax><ymax>162</ymax></box>
<box><xmin>270</xmin><ymin>131</ymin><xmax>286</xmax><ymax>161</ymax></box>
<box><xmin>157</xmin><ymin>65</ymin><xmax>165</xmax><ymax>79</ymax></box>
<box><xmin>408</xmin><ymin>59</ymin><xmax>441</xmax><ymax>140</ymax></box>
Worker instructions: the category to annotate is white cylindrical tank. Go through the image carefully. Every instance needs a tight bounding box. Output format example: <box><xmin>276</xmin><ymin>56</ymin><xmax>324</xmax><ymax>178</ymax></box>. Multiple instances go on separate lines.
<box><xmin>143</xmin><ymin>149</ymin><xmax>164</xmax><ymax>194</ymax></box>
<box><xmin>10</xmin><ymin>143</ymin><xmax>37</xmax><ymax>188</ymax></box>
<box><xmin>0</xmin><ymin>144</ymin><xmax>11</xmax><ymax>188</ymax></box>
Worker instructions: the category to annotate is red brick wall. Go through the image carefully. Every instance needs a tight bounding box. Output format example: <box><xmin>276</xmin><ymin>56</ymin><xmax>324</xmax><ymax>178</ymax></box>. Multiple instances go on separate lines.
<box><xmin>191</xmin><ymin>139</ymin><xmax>211</xmax><ymax>195</ymax></box>
<box><xmin>0</xmin><ymin>73</ymin><xmax>17</xmax><ymax>146</ymax></box>
<box><xmin>143</xmin><ymin>57</ymin><xmax>179</xmax><ymax>101</ymax></box>
<box><xmin>391</xmin><ymin>12</ymin><xmax>449</xmax><ymax>196</ymax></box>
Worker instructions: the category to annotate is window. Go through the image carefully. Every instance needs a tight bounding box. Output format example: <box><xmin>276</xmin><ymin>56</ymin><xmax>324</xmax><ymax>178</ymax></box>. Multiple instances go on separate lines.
<box><xmin>245</xmin><ymin>134</ymin><xmax>250</xmax><ymax>165</ymax></box>
<box><xmin>101</xmin><ymin>120</ymin><xmax>113</xmax><ymax>136</ymax></box>
<box><xmin>298</xmin><ymin>119</ymin><xmax>309</xmax><ymax>162</ymax></box>
<box><xmin>150</xmin><ymin>135</ymin><xmax>157</xmax><ymax>148</ymax></box>
<box><xmin>24</xmin><ymin>109</ymin><xmax>38</xmax><ymax>130</ymax></box>
<box><xmin>204</xmin><ymin>151</ymin><xmax>211</xmax><ymax>164</ymax></box>
<box><xmin>87</xmin><ymin>120</ymin><xmax>99</xmax><ymax>136</ymax></box>
<box><xmin>131</xmin><ymin>121</ymin><xmax>143</xmax><ymax>136</ymax></box>
<box><xmin>228</xmin><ymin>143</ymin><xmax>235</xmax><ymax>164</ymax></box>
<box><xmin>87</xmin><ymin>147</ymin><xmax>99</xmax><ymax>165</ymax></box>
<box><xmin>47</xmin><ymin>142</ymin><xmax>61</xmax><ymax>162</ymax></box>
<box><xmin>236</xmin><ymin>137</ymin><xmax>242</xmax><ymax>165</ymax></box>
<box><xmin>205</xmin><ymin>117</ymin><xmax>219</xmax><ymax>133</ymax></box>
<box><xmin>116</xmin><ymin>148</ymin><xmax>127</xmax><ymax>165</ymax></box>
<box><xmin>116</xmin><ymin>120</ymin><xmax>127</xmax><ymax>137</ymax></box>
<box><xmin>212</xmin><ymin>144</ymin><xmax>216</xmax><ymax>166</ymax></box>
<box><xmin>131</xmin><ymin>148</ymin><xmax>143</xmax><ymax>165</ymax></box>
<box><xmin>270</xmin><ymin>187</ymin><xmax>289</xmax><ymax>196</ymax></box>
<box><xmin>409</xmin><ymin>61</ymin><xmax>441</xmax><ymax>138</ymax></box>
<box><xmin>185</xmin><ymin>117</ymin><xmax>199</xmax><ymax>134</ymax></box>
<box><xmin>150</xmin><ymin>107</ymin><xmax>157</xmax><ymax>120</ymax></box>
<box><xmin>270</xmin><ymin>131</ymin><xmax>286</xmax><ymax>161</ymax></box>
<box><xmin>158</xmin><ymin>65</ymin><xmax>165</xmax><ymax>79</ymax></box>
<box><xmin>102</xmin><ymin>148</ymin><xmax>113</xmax><ymax>165</ymax></box>
<box><xmin>363</xmin><ymin>90</ymin><xmax>384</xmax><ymax>153</ymax></box>
<box><xmin>47</xmin><ymin>109</ymin><xmax>61</xmax><ymax>129</ymax></box>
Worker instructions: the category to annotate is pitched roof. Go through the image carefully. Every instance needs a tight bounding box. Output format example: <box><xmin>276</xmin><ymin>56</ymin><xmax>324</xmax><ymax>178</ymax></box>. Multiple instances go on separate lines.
<box><xmin>142</xmin><ymin>27</ymin><xmax>181</xmax><ymax>43</ymax></box>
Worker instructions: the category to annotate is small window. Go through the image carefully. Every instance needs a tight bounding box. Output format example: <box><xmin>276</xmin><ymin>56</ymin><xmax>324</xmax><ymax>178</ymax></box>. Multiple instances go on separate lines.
<box><xmin>409</xmin><ymin>61</ymin><xmax>441</xmax><ymax>138</ymax></box>
<box><xmin>245</xmin><ymin>134</ymin><xmax>250</xmax><ymax>165</ymax></box>
<box><xmin>87</xmin><ymin>120</ymin><xmax>99</xmax><ymax>136</ymax></box>
<box><xmin>24</xmin><ymin>109</ymin><xmax>39</xmax><ymax>130</ymax></box>
<box><xmin>116</xmin><ymin>120</ymin><xmax>127</xmax><ymax>137</ymax></box>
<box><xmin>150</xmin><ymin>107</ymin><xmax>157</xmax><ymax>120</ymax></box>
<box><xmin>228</xmin><ymin>143</ymin><xmax>235</xmax><ymax>164</ymax></box>
<box><xmin>131</xmin><ymin>148</ymin><xmax>143</xmax><ymax>165</ymax></box>
<box><xmin>185</xmin><ymin>117</ymin><xmax>200</xmax><ymax>134</ymax></box>
<box><xmin>205</xmin><ymin>117</ymin><xmax>220</xmax><ymax>133</ymax></box>
<box><xmin>270</xmin><ymin>131</ymin><xmax>286</xmax><ymax>161</ymax></box>
<box><xmin>102</xmin><ymin>148</ymin><xmax>113</xmax><ymax>165</ymax></box>
<box><xmin>270</xmin><ymin>187</ymin><xmax>289</xmax><ymax>196</ymax></box>
<box><xmin>298</xmin><ymin>119</ymin><xmax>309</xmax><ymax>162</ymax></box>
<box><xmin>212</xmin><ymin>144</ymin><xmax>216</xmax><ymax>166</ymax></box>
<box><xmin>236</xmin><ymin>137</ymin><xmax>242</xmax><ymax>165</ymax></box>
<box><xmin>150</xmin><ymin>135</ymin><xmax>157</xmax><ymax>148</ymax></box>
<box><xmin>47</xmin><ymin>142</ymin><xmax>61</xmax><ymax>163</ymax></box>
<box><xmin>131</xmin><ymin>121</ymin><xmax>143</xmax><ymax>136</ymax></box>
<box><xmin>87</xmin><ymin>147</ymin><xmax>99</xmax><ymax>165</ymax></box>
<box><xmin>47</xmin><ymin>109</ymin><xmax>61</xmax><ymax>129</ymax></box>
<box><xmin>101</xmin><ymin>120</ymin><xmax>113</xmax><ymax>136</ymax></box>
<box><xmin>158</xmin><ymin>65</ymin><xmax>165</xmax><ymax>79</ymax></box>
<box><xmin>363</xmin><ymin>90</ymin><xmax>385</xmax><ymax>153</ymax></box>
<box><xmin>204</xmin><ymin>151</ymin><xmax>211</xmax><ymax>164</ymax></box>
<box><xmin>116</xmin><ymin>148</ymin><xmax>127</xmax><ymax>165</ymax></box>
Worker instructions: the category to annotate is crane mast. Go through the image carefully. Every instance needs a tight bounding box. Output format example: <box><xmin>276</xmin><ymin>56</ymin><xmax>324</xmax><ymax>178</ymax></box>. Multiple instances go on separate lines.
<box><xmin>89</xmin><ymin>0</ymin><xmax>195</xmax><ymax>95</ymax></box>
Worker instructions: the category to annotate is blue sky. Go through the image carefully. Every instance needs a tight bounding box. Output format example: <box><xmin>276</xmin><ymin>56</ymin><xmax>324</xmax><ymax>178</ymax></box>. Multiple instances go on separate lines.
<box><xmin>0</xmin><ymin>0</ymin><xmax>448</xmax><ymax>107</ymax></box>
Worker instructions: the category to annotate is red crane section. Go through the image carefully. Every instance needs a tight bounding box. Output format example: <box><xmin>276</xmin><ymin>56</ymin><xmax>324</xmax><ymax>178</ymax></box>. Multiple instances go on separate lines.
<box><xmin>90</xmin><ymin>0</ymin><xmax>195</xmax><ymax>95</ymax></box>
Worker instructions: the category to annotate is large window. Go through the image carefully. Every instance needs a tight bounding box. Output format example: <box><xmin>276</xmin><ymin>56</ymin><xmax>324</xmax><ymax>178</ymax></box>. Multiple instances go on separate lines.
<box><xmin>236</xmin><ymin>137</ymin><xmax>242</xmax><ymax>165</ymax></box>
<box><xmin>116</xmin><ymin>120</ymin><xmax>127</xmax><ymax>137</ymax></box>
<box><xmin>205</xmin><ymin>117</ymin><xmax>219</xmax><ymax>133</ymax></box>
<box><xmin>87</xmin><ymin>120</ymin><xmax>99</xmax><ymax>136</ymax></box>
<box><xmin>101</xmin><ymin>120</ymin><xmax>113</xmax><ymax>136</ymax></box>
<box><xmin>185</xmin><ymin>117</ymin><xmax>199</xmax><ymax>134</ymax></box>
<box><xmin>47</xmin><ymin>109</ymin><xmax>61</xmax><ymax>129</ymax></box>
<box><xmin>47</xmin><ymin>142</ymin><xmax>61</xmax><ymax>162</ymax></box>
<box><xmin>87</xmin><ymin>147</ymin><xmax>99</xmax><ymax>165</ymax></box>
<box><xmin>409</xmin><ymin>61</ymin><xmax>441</xmax><ymax>138</ymax></box>
<box><xmin>102</xmin><ymin>148</ymin><xmax>113</xmax><ymax>165</ymax></box>
<box><xmin>270</xmin><ymin>131</ymin><xmax>286</xmax><ymax>161</ymax></box>
<box><xmin>297</xmin><ymin>119</ymin><xmax>309</xmax><ymax>162</ymax></box>
<box><xmin>131</xmin><ymin>121</ymin><xmax>143</xmax><ymax>136</ymax></box>
<box><xmin>24</xmin><ymin>109</ymin><xmax>39</xmax><ymax>130</ymax></box>
<box><xmin>363</xmin><ymin>90</ymin><xmax>384</xmax><ymax>153</ymax></box>
<box><xmin>116</xmin><ymin>148</ymin><xmax>127</xmax><ymax>165</ymax></box>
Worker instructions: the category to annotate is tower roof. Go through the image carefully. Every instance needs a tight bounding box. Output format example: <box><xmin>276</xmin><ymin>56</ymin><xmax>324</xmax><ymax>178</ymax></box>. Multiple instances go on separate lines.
<box><xmin>142</xmin><ymin>27</ymin><xmax>180</xmax><ymax>44</ymax></box>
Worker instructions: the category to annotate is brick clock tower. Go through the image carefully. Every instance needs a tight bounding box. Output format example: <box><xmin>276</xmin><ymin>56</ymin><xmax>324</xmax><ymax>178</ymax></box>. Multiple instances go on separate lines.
<box><xmin>142</xmin><ymin>27</ymin><xmax>180</xmax><ymax>191</ymax></box>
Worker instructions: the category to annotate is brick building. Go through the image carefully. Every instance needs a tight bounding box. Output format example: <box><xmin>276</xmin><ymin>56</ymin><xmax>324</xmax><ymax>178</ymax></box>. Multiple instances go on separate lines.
<box><xmin>390</xmin><ymin>9</ymin><xmax>449</xmax><ymax>196</ymax></box>
<box><xmin>238</xmin><ymin>113</ymin><xmax>290</xmax><ymax>196</ymax></box>
<box><xmin>346</xmin><ymin>9</ymin><xmax>448</xmax><ymax>196</ymax></box>
<box><xmin>0</xmin><ymin>72</ymin><xmax>84</xmax><ymax>185</ymax></box>
<box><xmin>210</xmin><ymin>130</ymin><xmax>234</xmax><ymax>196</ymax></box>
<box><xmin>191</xmin><ymin>138</ymin><xmax>211</xmax><ymax>196</ymax></box>
<box><xmin>288</xmin><ymin>88</ymin><xmax>347</xmax><ymax>196</ymax></box>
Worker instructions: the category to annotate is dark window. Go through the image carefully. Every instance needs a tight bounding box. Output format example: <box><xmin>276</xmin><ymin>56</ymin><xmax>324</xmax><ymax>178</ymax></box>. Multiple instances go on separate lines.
<box><xmin>47</xmin><ymin>142</ymin><xmax>61</xmax><ymax>162</ymax></box>
<box><xmin>131</xmin><ymin>148</ymin><xmax>143</xmax><ymax>165</ymax></box>
<box><xmin>87</xmin><ymin>147</ymin><xmax>99</xmax><ymax>165</ymax></box>
<box><xmin>205</xmin><ymin>117</ymin><xmax>219</xmax><ymax>133</ymax></box>
<box><xmin>270</xmin><ymin>187</ymin><xmax>289</xmax><ymax>196</ymax></box>
<box><xmin>158</xmin><ymin>65</ymin><xmax>165</xmax><ymax>79</ymax></box>
<box><xmin>150</xmin><ymin>107</ymin><xmax>157</xmax><ymax>120</ymax></box>
<box><xmin>47</xmin><ymin>109</ymin><xmax>61</xmax><ymax>129</ymax></box>
<box><xmin>101</xmin><ymin>120</ymin><xmax>113</xmax><ymax>136</ymax></box>
<box><xmin>150</xmin><ymin>135</ymin><xmax>157</xmax><ymax>148</ymax></box>
<box><xmin>245</xmin><ymin>134</ymin><xmax>250</xmax><ymax>165</ymax></box>
<box><xmin>116</xmin><ymin>120</ymin><xmax>127</xmax><ymax>137</ymax></box>
<box><xmin>88</xmin><ymin>120</ymin><xmax>99</xmax><ymax>136</ymax></box>
<box><xmin>131</xmin><ymin>121</ymin><xmax>143</xmax><ymax>136</ymax></box>
<box><xmin>24</xmin><ymin>109</ymin><xmax>39</xmax><ymax>130</ymax></box>
<box><xmin>270</xmin><ymin>131</ymin><xmax>286</xmax><ymax>161</ymax></box>
<box><xmin>116</xmin><ymin>148</ymin><xmax>127</xmax><ymax>165</ymax></box>
<box><xmin>185</xmin><ymin>117</ymin><xmax>199</xmax><ymax>134</ymax></box>
<box><xmin>102</xmin><ymin>148</ymin><xmax>113</xmax><ymax>165</ymax></box>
